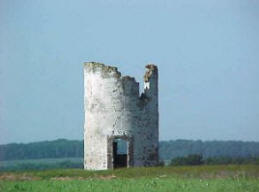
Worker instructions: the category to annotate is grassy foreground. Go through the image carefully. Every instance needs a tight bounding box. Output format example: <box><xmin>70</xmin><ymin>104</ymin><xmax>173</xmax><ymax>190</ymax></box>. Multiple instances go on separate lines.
<box><xmin>0</xmin><ymin>165</ymin><xmax>259</xmax><ymax>192</ymax></box>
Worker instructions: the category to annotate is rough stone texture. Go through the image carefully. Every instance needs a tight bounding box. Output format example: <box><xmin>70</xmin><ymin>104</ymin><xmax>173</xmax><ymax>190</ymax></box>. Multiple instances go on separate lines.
<box><xmin>84</xmin><ymin>62</ymin><xmax>159</xmax><ymax>170</ymax></box>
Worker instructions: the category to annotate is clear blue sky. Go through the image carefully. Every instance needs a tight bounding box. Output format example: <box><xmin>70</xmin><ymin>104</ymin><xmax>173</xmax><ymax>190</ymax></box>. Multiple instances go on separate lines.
<box><xmin>0</xmin><ymin>0</ymin><xmax>259</xmax><ymax>144</ymax></box>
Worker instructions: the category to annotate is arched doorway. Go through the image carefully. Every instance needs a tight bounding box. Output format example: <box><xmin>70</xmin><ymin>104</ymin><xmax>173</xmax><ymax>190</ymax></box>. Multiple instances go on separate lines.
<box><xmin>107</xmin><ymin>136</ymin><xmax>133</xmax><ymax>169</ymax></box>
<box><xmin>113</xmin><ymin>138</ymin><xmax>128</xmax><ymax>168</ymax></box>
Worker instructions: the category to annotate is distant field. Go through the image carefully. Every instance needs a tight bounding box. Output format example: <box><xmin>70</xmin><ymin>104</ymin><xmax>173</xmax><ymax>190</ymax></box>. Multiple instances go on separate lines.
<box><xmin>0</xmin><ymin>158</ymin><xmax>83</xmax><ymax>171</ymax></box>
<box><xmin>0</xmin><ymin>165</ymin><xmax>259</xmax><ymax>192</ymax></box>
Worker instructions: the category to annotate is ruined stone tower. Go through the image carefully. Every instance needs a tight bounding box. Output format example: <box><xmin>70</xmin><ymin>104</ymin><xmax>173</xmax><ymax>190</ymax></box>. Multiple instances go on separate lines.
<box><xmin>84</xmin><ymin>62</ymin><xmax>159</xmax><ymax>170</ymax></box>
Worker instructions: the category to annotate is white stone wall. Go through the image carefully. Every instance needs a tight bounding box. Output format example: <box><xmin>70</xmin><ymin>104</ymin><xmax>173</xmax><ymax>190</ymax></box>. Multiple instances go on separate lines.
<box><xmin>84</xmin><ymin>62</ymin><xmax>158</xmax><ymax>170</ymax></box>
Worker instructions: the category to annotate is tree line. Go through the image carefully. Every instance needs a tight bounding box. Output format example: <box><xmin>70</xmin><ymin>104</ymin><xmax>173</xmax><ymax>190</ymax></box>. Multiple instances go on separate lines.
<box><xmin>159</xmin><ymin>139</ymin><xmax>259</xmax><ymax>160</ymax></box>
<box><xmin>1</xmin><ymin>139</ymin><xmax>259</xmax><ymax>161</ymax></box>
<box><xmin>0</xmin><ymin>139</ymin><xmax>83</xmax><ymax>161</ymax></box>
<box><xmin>170</xmin><ymin>154</ymin><xmax>259</xmax><ymax>166</ymax></box>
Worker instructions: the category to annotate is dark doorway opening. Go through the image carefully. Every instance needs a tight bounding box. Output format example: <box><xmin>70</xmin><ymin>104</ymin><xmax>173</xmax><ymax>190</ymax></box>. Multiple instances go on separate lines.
<box><xmin>113</xmin><ymin>139</ymin><xmax>128</xmax><ymax>168</ymax></box>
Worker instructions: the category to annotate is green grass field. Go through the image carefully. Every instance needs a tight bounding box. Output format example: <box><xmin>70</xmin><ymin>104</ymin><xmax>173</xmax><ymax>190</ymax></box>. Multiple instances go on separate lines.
<box><xmin>0</xmin><ymin>165</ymin><xmax>259</xmax><ymax>192</ymax></box>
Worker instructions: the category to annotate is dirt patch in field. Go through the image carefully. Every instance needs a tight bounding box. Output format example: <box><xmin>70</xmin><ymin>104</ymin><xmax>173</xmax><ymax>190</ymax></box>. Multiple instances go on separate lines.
<box><xmin>50</xmin><ymin>175</ymin><xmax>116</xmax><ymax>181</ymax></box>
<box><xmin>0</xmin><ymin>173</ymin><xmax>117</xmax><ymax>181</ymax></box>
<box><xmin>0</xmin><ymin>173</ymin><xmax>40</xmax><ymax>181</ymax></box>
<box><xmin>98</xmin><ymin>175</ymin><xmax>116</xmax><ymax>180</ymax></box>
<box><xmin>50</xmin><ymin>176</ymin><xmax>85</xmax><ymax>181</ymax></box>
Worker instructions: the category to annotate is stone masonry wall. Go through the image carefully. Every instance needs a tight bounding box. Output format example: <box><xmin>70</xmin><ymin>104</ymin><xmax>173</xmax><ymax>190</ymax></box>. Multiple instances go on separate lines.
<box><xmin>84</xmin><ymin>62</ymin><xmax>158</xmax><ymax>170</ymax></box>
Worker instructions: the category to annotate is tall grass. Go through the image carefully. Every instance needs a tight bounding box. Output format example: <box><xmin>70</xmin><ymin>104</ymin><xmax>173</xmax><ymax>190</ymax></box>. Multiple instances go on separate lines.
<box><xmin>1</xmin><ymin>165</ymin><xmax>259</xmax><ymax>180</ymax></box>
<box><xmin>0</xmin><ymin>165</ymin><xmax>259</xmax><ymax>192</ymax></box>
<box><xmin>1</xmin><ymin>178</ymin><xmax>259</xmax><ymax>192</ymax></box>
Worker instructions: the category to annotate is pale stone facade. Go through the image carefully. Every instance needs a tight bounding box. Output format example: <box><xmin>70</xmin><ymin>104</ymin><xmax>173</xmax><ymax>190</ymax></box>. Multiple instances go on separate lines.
<box><xmin>84</xmin><ymin>62</ymin><xmax>159</xmax><ymax>170</ymax></box>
